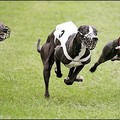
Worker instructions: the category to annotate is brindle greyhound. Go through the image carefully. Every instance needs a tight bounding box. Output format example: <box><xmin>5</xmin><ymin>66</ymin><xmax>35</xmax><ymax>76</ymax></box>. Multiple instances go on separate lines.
<box><xmin>90</xmin><ymin>37</ymin><xmax>120</xmax><ymax>73</ymax></box>
<box><xmin>0</xmin><ymin>22</ymin><xmax>11</xmax><ymax>41</ymax></box>
<box><xmin>37</xmin><ymin>21</ymin><xmax>98</xmax><ymax>98</ymax></box>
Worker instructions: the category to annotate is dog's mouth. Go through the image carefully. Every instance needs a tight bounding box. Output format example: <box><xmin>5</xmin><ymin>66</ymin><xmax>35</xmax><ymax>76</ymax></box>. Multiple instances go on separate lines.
<box><xmin>0</xmin><ymin>26</ymin><xmax>11</xmax><ymax>41</ymax></box>
<box><xmin>84</xmin><ymin>37</ymin><xmax>98</xmax><ymax>50</ymax></box>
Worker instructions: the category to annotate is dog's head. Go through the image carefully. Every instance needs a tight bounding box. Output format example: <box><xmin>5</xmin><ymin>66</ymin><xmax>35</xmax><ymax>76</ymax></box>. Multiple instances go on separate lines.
<box><xmin>0</xmin><ymin>22</ymin><xmax>11</xmax><ymax>41</ymax></box>
<box><xmin>78</xmin><ymin>25</ymin><xmax>98</xmax><ymax>50</ymax></box>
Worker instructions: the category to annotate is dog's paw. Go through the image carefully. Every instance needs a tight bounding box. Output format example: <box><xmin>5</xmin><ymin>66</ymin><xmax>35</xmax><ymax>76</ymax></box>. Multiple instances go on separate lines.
<box><xmin>64</xmin><ymin>77</ymin><xmax>73</xmax><ymax>85</ymax></box>
<box><xmin>55</xmin><ymin>68</ymin><xmax>63</xmax><ymax>78</ymax></box>
<box><xmin>89</xmin><ymin>67</ymin><xmax>96</xmax><ymax>72</ymax></box>
<box><xmin>56</xmin><ymin>73</ymin><xmax>63</xmax><ymax>78</ymax></box>
<box><xmin>74</xmin><ymin>76</ymin><xmax>84</xmax><ymax>82</ymax></box>
<box><xmin>44</xmin><ymin>93</ymin><xmax>50</xmax><ymax>98</ymax></box>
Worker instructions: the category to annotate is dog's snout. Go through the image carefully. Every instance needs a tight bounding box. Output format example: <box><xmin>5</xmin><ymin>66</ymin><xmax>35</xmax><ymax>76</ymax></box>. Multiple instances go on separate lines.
<box><xmin>93</xmin><ymin>37</ymin><xmax>98</xmax><ymax>41</ymax></box>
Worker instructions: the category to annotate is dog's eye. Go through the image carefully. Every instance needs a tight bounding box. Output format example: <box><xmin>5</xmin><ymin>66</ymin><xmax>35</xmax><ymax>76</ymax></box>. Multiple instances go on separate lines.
<box><xmin>85</xmin><ymin>28</ymin><xmax>89</xmax><ymax>32</ymax></box>
<box><xmin>83</xmin><ymin>28</ymin><xmax>89</xmax><ymax>35</ymax></box>
<box><xmin>95</xmin><ymin>32</ymin><xmax>97</xmax><ymax>36</ymax></box>
<box><xmin>93</xmin><ymin>30</ymin><xmax>97</xmax><ymax>35</ymax></box>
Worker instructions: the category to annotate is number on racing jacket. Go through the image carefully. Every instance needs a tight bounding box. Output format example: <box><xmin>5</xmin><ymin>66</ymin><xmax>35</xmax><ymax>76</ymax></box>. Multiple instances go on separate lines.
<box><xmin>59</xmin><ymin>30</ymin><xmax>65</xmax><ymax>38</ymax></box>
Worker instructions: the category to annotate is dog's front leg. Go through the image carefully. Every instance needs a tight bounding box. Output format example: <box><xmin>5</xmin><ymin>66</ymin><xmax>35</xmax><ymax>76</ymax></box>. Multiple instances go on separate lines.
<box><xmin>65</xmin><ymin>67</ymin><xmax>83</xmax><ymax>83</ymax></box>
<box><xmin>64</xmin><ymin>65</ymin><xmax>84</xmax><ymax>85</ymax></box>
<box><xmin>90</xmin><ymin>54</ymin><xmax>105</xmax><ymax>72</ymax></box>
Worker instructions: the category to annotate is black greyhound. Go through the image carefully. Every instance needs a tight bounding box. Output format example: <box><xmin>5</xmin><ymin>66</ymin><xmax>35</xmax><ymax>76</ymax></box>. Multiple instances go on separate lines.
<box><xmin>90</xmin><ymin>37</ymin><xmax>120</xmax><ymax>73</ymax></box>
<box><xmin>37</xmin><ymin>21</ymin><xmax>98</xmax><ymax>98</ymax></box>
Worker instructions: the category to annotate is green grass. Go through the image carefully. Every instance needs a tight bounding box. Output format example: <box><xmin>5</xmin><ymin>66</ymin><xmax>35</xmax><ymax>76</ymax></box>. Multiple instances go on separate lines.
<box><xmin>0</xmin><ymin>1</ymin><xmax>120</xmax><ymax>119</ymax></box>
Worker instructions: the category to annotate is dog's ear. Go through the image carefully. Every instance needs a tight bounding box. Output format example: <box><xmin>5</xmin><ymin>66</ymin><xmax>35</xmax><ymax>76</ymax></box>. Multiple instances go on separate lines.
<box><xmin>78</xmin><ymin>26</ymin><xmax>83</xmax><ymax>33</ymax></box>
<box><xmin>75</xmin><ymin>32</ymin><xmax>80</xmax><ymax>39</ymax></box>
<box><xmin>77</xmin><ymin>25</ymin><xmax>87</xmax><ymax>37</ymax></box>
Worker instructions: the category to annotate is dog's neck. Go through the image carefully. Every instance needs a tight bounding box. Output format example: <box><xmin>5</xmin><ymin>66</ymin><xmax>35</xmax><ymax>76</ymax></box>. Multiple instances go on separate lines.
<box><xmin>66</xmin><ymin>32</ymin><xmax>85</xmax><ymax>59</ymax></box>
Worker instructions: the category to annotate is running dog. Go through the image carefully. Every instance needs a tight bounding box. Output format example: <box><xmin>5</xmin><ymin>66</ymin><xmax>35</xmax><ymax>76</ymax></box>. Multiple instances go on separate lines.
<box><xmin>90</xmin><ymin>37</ymin><xmax>120</xmax><ymax>73</ymax></box>
<box><xmin>37</xmin><ymin>21</ymin><xmax>98</xmax><ymax>98</ymax></box>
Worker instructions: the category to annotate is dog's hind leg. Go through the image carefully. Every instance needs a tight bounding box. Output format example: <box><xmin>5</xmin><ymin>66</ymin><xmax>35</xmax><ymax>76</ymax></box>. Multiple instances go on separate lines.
<box><xmin>42</xmin><ymin>51</ymin><xmax>54</xmax><ymax>98</ymax></box>
<box><xmin>38</xmin><ymin>40</ymin><xmax>54</xmax><ymax>98</ymax></box>
<box><xmin>43</xmin><ymin>61</ymin><xmax>54</xmax><ymax>98</ymax></box>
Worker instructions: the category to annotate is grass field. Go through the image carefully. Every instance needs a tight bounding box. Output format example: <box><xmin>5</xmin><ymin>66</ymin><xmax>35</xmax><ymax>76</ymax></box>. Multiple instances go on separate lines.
<box><xmin>0</xmin><ymin>1</ymin><xmax>120</xmax><ymax>119</ymax></box>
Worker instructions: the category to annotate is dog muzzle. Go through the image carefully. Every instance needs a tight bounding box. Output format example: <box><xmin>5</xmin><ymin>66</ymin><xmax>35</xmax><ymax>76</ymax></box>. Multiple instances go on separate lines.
<box><xmin>84</xmin><ymin>36</ymin><xmax>98</xmax><ymax>50</ymax></box>
<box><xmin>0</xmin><ymin>25</ymin><xmax>11</xmax><ymax>41</ymax></box>
<box><xmin>83</xmin><ymin>32</ymin><xmax>98</xmax><ymax>50</ymax></box>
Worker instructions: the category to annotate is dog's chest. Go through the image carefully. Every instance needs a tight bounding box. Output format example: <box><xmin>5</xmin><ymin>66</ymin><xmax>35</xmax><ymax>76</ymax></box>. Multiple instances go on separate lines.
<box><xmin>65</xmin><ymin>48</ymin><xmax>91</xmax><ymax>68</ymax></box>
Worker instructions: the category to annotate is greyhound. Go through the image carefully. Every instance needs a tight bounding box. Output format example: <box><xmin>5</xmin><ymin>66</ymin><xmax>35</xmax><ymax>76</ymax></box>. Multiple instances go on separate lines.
<box><xmin>37</xmin><ymin>21</ymin><xmax>98</xmax><ymax>98</ymax></box>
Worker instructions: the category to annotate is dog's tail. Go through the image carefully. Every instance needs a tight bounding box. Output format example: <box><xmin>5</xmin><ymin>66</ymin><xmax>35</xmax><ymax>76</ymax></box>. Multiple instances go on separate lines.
<box><xmin>37</xmin><ymin>39</ymin><xmax>41</xmax><ymax>53</ymax></box>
